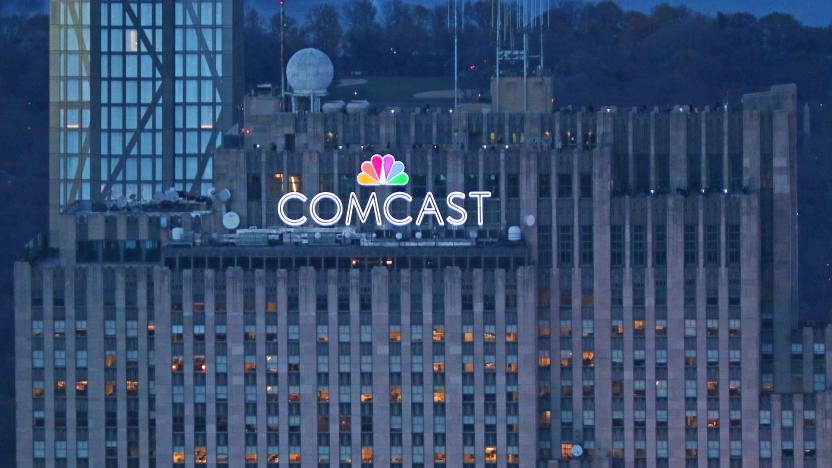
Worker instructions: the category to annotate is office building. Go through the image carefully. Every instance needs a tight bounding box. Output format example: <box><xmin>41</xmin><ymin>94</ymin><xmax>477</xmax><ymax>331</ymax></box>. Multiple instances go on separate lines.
<box><xmin>18</xmin><ymin>14</ymin><xmax>832</xmax><ymax>465</ymax></box>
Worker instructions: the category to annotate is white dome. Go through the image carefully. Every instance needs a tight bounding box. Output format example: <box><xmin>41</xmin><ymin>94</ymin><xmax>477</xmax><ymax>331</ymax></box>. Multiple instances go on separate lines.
<box><xmin>286</xmin><ymin>48</ymin><xmax>334</xmax><ymax>95</ymax></box>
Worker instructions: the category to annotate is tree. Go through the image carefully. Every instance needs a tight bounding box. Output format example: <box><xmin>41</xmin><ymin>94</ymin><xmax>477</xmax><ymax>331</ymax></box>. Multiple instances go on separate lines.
<box><xmin>304</xmin><ymin>4</ymin><xmax>342</xmax><ymax>60</ymax></box>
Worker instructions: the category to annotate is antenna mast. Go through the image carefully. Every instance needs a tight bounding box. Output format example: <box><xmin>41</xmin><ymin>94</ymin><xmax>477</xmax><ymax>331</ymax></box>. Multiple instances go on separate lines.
<box><xmin>280</xmin><ymin>0</ymin><xmax>286</xmax><ymax>108</ymax></box>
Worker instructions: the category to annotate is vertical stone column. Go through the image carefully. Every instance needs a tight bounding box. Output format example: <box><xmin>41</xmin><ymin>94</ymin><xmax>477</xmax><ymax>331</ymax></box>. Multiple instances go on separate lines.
<box><xmin>444</xmin><ymin>267</ymin><xmax>462</xmax><ymax>465</ymax></box>
<box><xmin>349</xmin><ymin>268</ymin><xmax>362</xmax><ymax>464</ymax></box>
<box><xmin>255</xmin><ymin>269</ymin><xmax>267</xmax><ymax>466</ymax></box>
<box><xmin>204</xmin><ymin>269</ymin><xmax>216</xmax><ymax>465</ymax></box>
<box><xmin>592</xmin><ymin>146</ymin><xmax>613</xmax><ymax>457</ymax></box>
<box><xmin>517</xmin><ymin>267</ymin><xmax>538</xmax><ymax>466</ymax></box>
<box><xmin>65</xmin><ymin>268</ymin><xmax>77</xmax><ymax>466</ymax></box>
<box><xmin>181</xmin><ymin>269</ymin><xmax>194</xmax><ymax>467</ymax></box>
<box><xmin>645</xmin><ymin>200</ymin><xmax>657</xmax><ymax>460</ymax></box>
<box><xmin>666</xmin><ymin>198</ymin><xmax>685</xmax><ymax>466</ymax></box>
<box><xmin>153</xmin><ymin>266</ymin><xmax>172</xmax><ymax>467</ymax></box>
<box><xmin>739</xmin><ymin>196</ymin><xmax>761</xmax><ymax>464</ymax></box>
<box><xmin>276</xmin><ymin>269</ymin><xmax>289</xmax><ymax>462</ymax></box>
<box><xmin>495</xmin><ymin>269</ymin><xmax>507</xmax><ymax>467</ymax></box>
<box><xmin>116</xmin><ymin>269</ymin><xmax>129</xmax><ymax>465</ymax></box>
<box><xmin>473</xmin><ymin>269</ymin><xmax>486</xmax><ymax>465</ymax></box>
<box><xmin>400</xmin><ymin>270</ymin><xmax>413</xmax><ymax>465</ymax></box>
<box><xmin>421</xmin><ymin>269</ymin><xmax>434</xmax><ymax>464</ymax></box>
<box><xmin>372</xmin><ymin>267</ymin><xmax>391</xmax><ymax>465</ymax></box>
<box><xmin>299</xmin><ymin>267</ymin><xmax>317</xmax><ymax>465</ymax></box>
<box><xmin>226</xmin><ymin>268</ymin><xmax>244</xmax><ymax>465</ymax></box>
<box><xmin>14</xmin><ymin>262</ymin><xmax>33</xmax><ymax>466</ymax></box>
<box><xmin>622</xmin><ymin>199</ymin><xmax>634</xmax><ymax>466</ymax></box>
<box><xmin>669</xmin><ymin>109</ymin><xmax>688</xmax><ymax>191</ymax></box>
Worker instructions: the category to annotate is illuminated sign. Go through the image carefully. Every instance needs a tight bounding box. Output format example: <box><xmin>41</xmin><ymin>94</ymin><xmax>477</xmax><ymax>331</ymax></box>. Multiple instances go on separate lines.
<box><xmin>277</xmin><ymin>154</ymin><xmax>491</xmax><ymax>227</ymax></box>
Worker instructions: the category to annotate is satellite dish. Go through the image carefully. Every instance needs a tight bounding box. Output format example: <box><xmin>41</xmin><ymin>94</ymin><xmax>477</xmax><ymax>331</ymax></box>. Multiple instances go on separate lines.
<box><xmin>171</xmin><ymin>227</ymin><xmax>185</xmax><ymax>241</ymax></box>
<box><xmin>116</xmin><ymin>196</ymin><xmax>128</xmax><ymax>209</ymax></box>
<box><xmin>218</xmin><ymin>188</ymin><xmax>232</xmax><ymax>203</ymax></box>
<box><xmin>524</xmin><ymin>214</ymin><xmax>536</xmax><ymax>227</ymax></box>
<box><xmin>570</xmin><ymin>444</ymin><xmax>583</xmax><ymax>458</ymax></box>
<box><xmin>414</xmin><ymin>231</ymin><xmax>423</xmax><ymax>239</ymax></box>
<box><xmin>165</xmin><ymin>188</ymin><xmax>179</xmax><ymax>202</ymax></box>
<box><xmin>222</xmin><ymin>211</ymin><xmax>240</xmax><ymax>230</ymax></box>
<box><xmin>208</xmin><ymin>187</ymin><xmax>216</xmax><ymax>196</ymax></box>
<box><xmin>395</xmin><ymin>232</ymin><xmax>403</xmax><ymax>240</ymax></box>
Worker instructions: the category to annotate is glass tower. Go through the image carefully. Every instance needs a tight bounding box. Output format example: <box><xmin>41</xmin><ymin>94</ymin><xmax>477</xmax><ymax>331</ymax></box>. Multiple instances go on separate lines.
<box><xmin>50</xmin><ymin>0</ymin><xmax>242</xmax><ymax>231</ymax></box>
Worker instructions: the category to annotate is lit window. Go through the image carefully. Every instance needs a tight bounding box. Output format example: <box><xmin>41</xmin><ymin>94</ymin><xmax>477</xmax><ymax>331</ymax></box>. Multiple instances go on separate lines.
<box><xmin>389</xmin><ymin>328</ymin><xmax>401</xmax><ymax>342</ymax></box>
<box><xmin>582</xmin><ymin>351</ymin><xmax>595</xmax><ymax>366</ymax></box>
<box><xmin>127</xmin><ymin>30</ymin><xmax>139</xmax><ymax>52</ymax></box>
<box><xmin>194</xmin><ymin>446</ymin><xmax>207</xmax><ymax>464</ymax></box>
<box><xmin>433</xmin><ymin>389</ymin><xmax>445</xmax><ymax>402</ymax></box>
<box><xmin>485</xmin><ymin>446</ymin><xmax>497</xmax><ymax>462</ymax></box>
<box><xmin>432</xmin><ymin>327</ymin><xmax>445</xmax><ymax>342</ymax></box>
<box><xmin>390</xmin><ymin>387</ymin><xmax>402</xmax><ymax>402</ymax></box>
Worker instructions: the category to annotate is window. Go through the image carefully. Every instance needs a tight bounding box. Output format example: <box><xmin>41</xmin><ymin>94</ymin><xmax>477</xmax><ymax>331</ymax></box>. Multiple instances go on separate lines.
<box><xmin>611</xmin><ymin>225</ymin><xmax>624</xmax><ymax>266</ymax></box>
<box><xmin>653</xmin><ymin>225</ymin><xmax>667</xmax><ymax>266</ymax></box>
<box><xmin>558</xmin><ymin>225</ymin><xmax>573</xmax><ymax>267</ymax></box>
<box><xmin>727</xmin><ymin>224</ymin><xmax>740</xmax><ymax>264</ymax></box>
<box><xmin>631</xmin><ymin>225</ymin><xmax>646</xmax><ymax>266</ymax></box>
<box><xmin>580</xmin><ymin>174</ymin><xmax>593</xmax><ymax>198</ymax></box>
<box><xmin>580</xmin><ymin>226</ymin><xmax>593</xmax><ymax>265</ymax></box>
<box><xmin>684</xmin><ymin>224</ymin><xmax>698</xmax><ymax>265</ymax></box>
<box><xmin>558</xmin><ymin>174</ymin><xmax>573</xmax><ymax>197</ymax></box>
<box><xmin>538</xmin><ymin>174</ymin><xmax>551</xmax><ymax>198</ymax></box>
<box><xmin>705</xmin><ymin>224</ymin><xmax>720</xmax><ymax>265</ymax></box>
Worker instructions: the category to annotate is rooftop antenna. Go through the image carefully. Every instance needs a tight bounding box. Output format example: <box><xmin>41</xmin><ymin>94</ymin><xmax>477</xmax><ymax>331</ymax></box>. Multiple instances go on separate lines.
<box><xmin>279</xmin><ymin>0</ymin><xmax>286</xmax><ymax>108</ymax></box>
<box><xmin>450</xmin><ymin>0</ymin><xmax>460</xmax><ymax>111</ymax></box>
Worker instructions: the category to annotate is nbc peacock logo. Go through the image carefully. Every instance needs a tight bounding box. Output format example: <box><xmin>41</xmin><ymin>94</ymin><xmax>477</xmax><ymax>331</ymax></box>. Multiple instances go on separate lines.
<box><xmin>357</xmin><ymin>154</ymin><xmax>409</xmax><ymax>186</ymax></box>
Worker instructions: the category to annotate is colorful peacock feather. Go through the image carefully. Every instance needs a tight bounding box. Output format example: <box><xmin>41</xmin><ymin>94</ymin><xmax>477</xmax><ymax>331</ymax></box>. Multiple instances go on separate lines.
<box><xmin>356</xmin><ymin>154</ymin><xmax>409</xmax><ymax>186</ymax></box>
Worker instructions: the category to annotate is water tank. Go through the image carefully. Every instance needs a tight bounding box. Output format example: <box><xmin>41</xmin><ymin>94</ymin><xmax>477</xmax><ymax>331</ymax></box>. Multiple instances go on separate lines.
<box><xmin>507</xmin><ymin>226</ymin><xmax>522</xmax><ymax>241</ymax></box>
<box><xmin>322</xmin><ymin>100</ymin><xmax>346</xmax><ymax>113</ymax></box>
<box><xmin>286</xmin><ymin>48</ymin><xmax>334</xmax><ymax>96</ymax></box>
<box><xmin>346</xmin><ymin>100</ymin><xmax>370</xmax><ymax>114</ymax></box>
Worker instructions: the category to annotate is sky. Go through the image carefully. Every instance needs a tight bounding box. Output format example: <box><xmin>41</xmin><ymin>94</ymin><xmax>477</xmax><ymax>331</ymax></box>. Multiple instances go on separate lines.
<box><xmin>0</xmin><ymin>0</ymin><xmax>829</xmax><ymax>26</ymax></box>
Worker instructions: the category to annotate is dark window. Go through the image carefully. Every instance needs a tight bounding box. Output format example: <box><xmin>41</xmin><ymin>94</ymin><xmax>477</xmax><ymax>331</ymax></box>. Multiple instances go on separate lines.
<box><xmin>684</xmin><ymin>224</ymin><xmax>698</xmax><ymax>266</ymax></box>
<box><xmin>654</xmin><ymin>225</ymin><xmax>667</xmax><ymax>266</ymax></box>
<box><xmin>705</xmin><ymin>224</ymin><xmax>720</xmax><ymax>266</ymax></box>
<box><xmin>558</xmin><ymin>174</ymin><xmax>573</xmax><ymax>198</ymax></box>
<box><xmin>506</xmin><ymin>174</ymin><xmax>519</xmax><ymax>198</ymax></box>
<box><xmin>726</xmin><ymin>225</ymin><xmax>740</xmax><ymax>265</ymax></box>
<box><xmin>538</xmin><ymin>174</ymin><xmax>551</xmax><ymax>198</ymax></box>
<box><xmin>580</xmin><ymin>174</ymin><xmax>593</xmax><ymax>198</ymax></box>
<box><xmin>631</xmin><ymin>225</ymin><xmax>646</xmax><ymax>267</ymax></box>
<box><xmin>486</xmin><ymin>173</ymin><xmax>500</xmax><ymax>197</ymax></box>
<box><xmin>580</xmin><ymin>225</ymin><xmax>593</xmax><ymax>266</ymax></box>
<box><xmin>611</xmin><ymin>225</ymin><xmax>624</xmax><ymax>267</ymax></box>
<box><xmin>558</xmin><ymin>225</ymin><xmax>573</xmax><ymax>267</ymax></box>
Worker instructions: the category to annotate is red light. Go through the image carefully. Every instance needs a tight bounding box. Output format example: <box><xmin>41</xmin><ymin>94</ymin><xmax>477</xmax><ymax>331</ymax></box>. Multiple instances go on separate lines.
<box><xmin>469</xmin><ymin>65</ymin><xmax>476</xmax><ymax>71</ymax></box>
<box><xmin>241</xmin><ymin>127</ymin><xmax>253</xmax><ymax>136</ymax></box>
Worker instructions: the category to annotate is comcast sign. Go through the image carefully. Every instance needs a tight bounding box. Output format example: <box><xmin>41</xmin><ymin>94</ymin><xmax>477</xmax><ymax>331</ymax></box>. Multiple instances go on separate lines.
<box><xmin>277</xmin><ymin>154</ymin><xmax>492</xmax><ymax>227</ymax></box>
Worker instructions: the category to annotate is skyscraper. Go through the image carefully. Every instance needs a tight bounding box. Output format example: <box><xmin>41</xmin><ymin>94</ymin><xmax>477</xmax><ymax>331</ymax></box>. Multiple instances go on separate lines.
<box><xmin>50</xmin><ymin>0</ymin><xmax>243</xmax><ymax>235</ymax></box>
<box><xmin>16</xmin><ymin>3</ymin><xmax>832</xmax><ymax>464</ymax></box>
